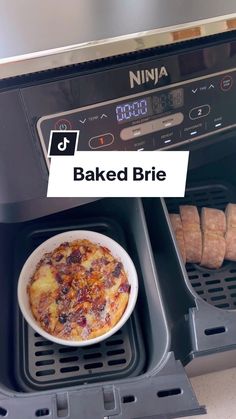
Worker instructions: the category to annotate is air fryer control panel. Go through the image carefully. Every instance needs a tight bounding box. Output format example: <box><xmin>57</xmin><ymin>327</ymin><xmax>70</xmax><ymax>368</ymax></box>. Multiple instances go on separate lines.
<box><xmin>3</xmin><ymin>37</ymin><xmax>236</xmax><ymax>221</ymax></box>
<box><xmin>37</xmin><ymin>68</ymin><xmax>236</xmax><ymax>155</ymax></box>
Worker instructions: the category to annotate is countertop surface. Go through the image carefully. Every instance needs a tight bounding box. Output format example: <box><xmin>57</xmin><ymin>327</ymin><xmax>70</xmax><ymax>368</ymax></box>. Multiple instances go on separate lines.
<box><xmin>182</xmin><ymin>367</ymin><xmax>236</xmax><ymax>419</ymax></box>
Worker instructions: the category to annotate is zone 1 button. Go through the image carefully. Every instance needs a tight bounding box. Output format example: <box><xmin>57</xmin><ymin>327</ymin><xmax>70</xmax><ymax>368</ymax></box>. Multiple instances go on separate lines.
<box><xmin>89</xmin><ymin>133</ymin><xmax>114</xmax><ymax>149</ymax></box>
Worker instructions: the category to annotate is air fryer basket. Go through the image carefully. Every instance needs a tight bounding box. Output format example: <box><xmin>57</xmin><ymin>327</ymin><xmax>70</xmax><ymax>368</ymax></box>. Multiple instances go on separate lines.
<box><xmin>14</xmin><ymin>218</ymin><xmax>144</xmax><ymax>391</ymax></box>
<box><xmin>144</xmin><ymin>179</ymin><xmax>236</xmax><ymax>377</ymax></box>
<box><xmin>0</xmin><ymin>198</ymin><xmax>204</xmax><ymax>419</ymax></box>
<box><xmin>166</xmin><ymin>183</ymin><xmax>236</xmax><ymax>310</ymax></box>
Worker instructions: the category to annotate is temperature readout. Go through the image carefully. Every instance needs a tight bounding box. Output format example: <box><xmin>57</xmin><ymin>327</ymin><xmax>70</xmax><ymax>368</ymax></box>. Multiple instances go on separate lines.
<box><xmin>116</xmin><ymin>98</ymin><xmax>151</xmax><ymax>123</ymax></box>
<box><xmin>115</xmin><ymin>88</ymin><xmax>184</xmax><ymax>123</ymax></box>
<box><xmin>152</xmin><ymin>88</ymin><xmax>184</xmax><ymax>115</ymax></box>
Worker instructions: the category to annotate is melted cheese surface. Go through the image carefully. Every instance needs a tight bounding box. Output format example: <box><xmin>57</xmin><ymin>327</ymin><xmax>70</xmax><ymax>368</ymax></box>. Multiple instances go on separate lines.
<box><xmin>28</xmin><ymin>239</ymin><xmax>130</xmax><ymax>340</ymax></box>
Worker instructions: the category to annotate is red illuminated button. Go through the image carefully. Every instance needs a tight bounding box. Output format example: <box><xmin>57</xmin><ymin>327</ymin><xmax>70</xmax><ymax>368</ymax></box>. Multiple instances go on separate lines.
<box><xmin>220</xmin><ymin>75</ymin><xmax>233</xmax><ymax>91</ymax></box>
<box><xmin>54</xmin><ymin>119</ymin><xmax>72</xmax><ymax>130</ymax></box>
<box><xmin>89</xmin><ymin>133</ymin><xmax>114</xmax><ymax>149</ymax></box>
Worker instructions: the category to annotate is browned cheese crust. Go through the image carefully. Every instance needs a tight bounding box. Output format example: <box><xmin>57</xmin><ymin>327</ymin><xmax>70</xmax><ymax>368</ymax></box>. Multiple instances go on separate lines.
<box><xmin>28</xmin><ymin>239</ymin><xmax>130</xmax><ymax>341</ymax></box>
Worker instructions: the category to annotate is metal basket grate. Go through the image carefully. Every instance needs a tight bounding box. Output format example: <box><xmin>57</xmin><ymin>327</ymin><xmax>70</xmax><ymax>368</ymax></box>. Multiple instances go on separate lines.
<box><xmin>24</xmin><ymin>319</ymin><xmax>138</xmax><ymax>389</ymax></box>
<box><xmin>166</xmin><ymin>183</ymin><xmax>236</xmax><ymax>310</ymax></box>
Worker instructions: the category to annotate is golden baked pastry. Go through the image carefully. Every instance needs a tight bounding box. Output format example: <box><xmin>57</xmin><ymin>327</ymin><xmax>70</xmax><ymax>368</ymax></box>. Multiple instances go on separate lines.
<box><xmin>28</xmin><ymin>239</ymin><xmax>130</xmax><ymax>340</ymax></box>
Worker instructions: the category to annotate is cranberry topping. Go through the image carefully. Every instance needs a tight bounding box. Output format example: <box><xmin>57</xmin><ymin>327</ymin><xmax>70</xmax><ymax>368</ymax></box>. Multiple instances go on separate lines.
<box><xmin>61</xmin><ymin>286</ymin><xmax>69</xmax><ymax>294</ymax></box>
<box><xmin>46</xmin><ymin>260</ymin><xmax>52</xmax><ymax>265</ymax></box>
<box><xmin>77</xmin><ymin>316</ymin><xmax>87</xmax><ymax>327</ymax></box>
<box><xmin>66</xmin><ymin>249</ymin><xmax>82</xmax><ymax>264</ymax></box>
<box><xmin>56</xmin><ymin>272</ymin><xmax>63</xmax><ymax>284</ymax></box>
<box><xmin>112</xmin><ymin>262</ymin><xmax>123</xmax><ymax>278</ymax></box>
<box><xmin>77</xmin><ymin>286</ymin><xmax>91</xmax><ymax>303</ymax></box>
<box><xmin>43</xmin><ymin>315</ymin><xmax>49</xmax><ymax>327</ymax></box>
<box><xmin>119</xmin><ymin>283</ymin><xmax>130</xmax><ymax>293</ymax></box>
<box><xmin>93</xmin><ymin>298</ymin><xmax>106</xmax><ymax>312</ymax></box>
<box><xmin>61</xmin><ymin>242</ymin><xmax>69</xmax><ymax>247</ymax></box>
<box><xmin>104</xmin><ymin>276</ymin><xmax>115</xmax><ymax>288</ymax></box>
<box><xmin>92</xmin><ymin>257</ymin><xmax>109</xmax><ymax>268</ymax></box>
<box><xmin>63</xmin><ymin>323</ymin><xmax>72</xmax><ymax>336</ymax></box>
<box><xmin>43</xmin><ymin>254</ymin><xmax>52</xmax><ymax>265</ymax></box>
<box><xmin>55</xmin><ymin>253</ymin><xmax>63</xmax><ymax>262</ymax></box>
<box><xmin>58</xmin><ymin>313</ymin><xmax>68</xmax><ymax>324</ymax></box>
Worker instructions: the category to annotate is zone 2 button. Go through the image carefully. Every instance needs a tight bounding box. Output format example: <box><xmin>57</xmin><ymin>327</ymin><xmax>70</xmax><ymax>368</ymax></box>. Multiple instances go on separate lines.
<box><xmin>189</xmin><ymin>104</ymin><xmax>210</xmax><ymax>120</ymax></box>
<box><xmin>89</xmin><ymin>133</ymin><xmax>114</xmax><ymax>149</ymax></box>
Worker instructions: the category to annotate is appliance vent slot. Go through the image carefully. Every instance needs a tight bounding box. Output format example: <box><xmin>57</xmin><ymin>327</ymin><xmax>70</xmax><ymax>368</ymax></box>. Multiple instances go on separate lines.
<box><xmin>35</xmin><ymin>408</ymin><xmax>50</xmax><ymax>417</ymax></box>
<box><xmin>0</xmin><ymin>408</ymin><xmax>7</xmax><ymax>417</ymax></box>
<box><xmin>157</xmin><ymin>388</ymin><xmax>182</xmax><ymax>398</ymax></box>
<box><xmin>122</xmin><ymin>395</ymin><xmax>136</xmax><ymax>404</ymax></box>
<box><xmin>204</xmin><ymin>326</ymin><xmax>226</xmax><ymax>336</ymax></box>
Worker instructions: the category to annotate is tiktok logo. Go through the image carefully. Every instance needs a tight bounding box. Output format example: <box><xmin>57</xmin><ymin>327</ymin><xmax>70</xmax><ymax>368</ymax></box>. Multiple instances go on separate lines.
<box><xmin>58</xmin><ymin>137</ymin><xmax>70</xmax><ymax>152</ymax></box>
<box><xmin>48</xmin><ymin>130</ymin><xmax>79</xmax><ymax>157</ymax></box>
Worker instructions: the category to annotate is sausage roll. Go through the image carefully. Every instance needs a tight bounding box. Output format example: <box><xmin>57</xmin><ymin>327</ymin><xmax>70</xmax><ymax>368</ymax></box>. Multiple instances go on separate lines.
<box><xmin>169</xmin><ymin>214</ymin><xmax>186</xmax><ymax>264</ymax></box>
<box><xmin>179</xmin><ymin>206</ymin><xmax>202</xmax><ymax>264</ymax></box>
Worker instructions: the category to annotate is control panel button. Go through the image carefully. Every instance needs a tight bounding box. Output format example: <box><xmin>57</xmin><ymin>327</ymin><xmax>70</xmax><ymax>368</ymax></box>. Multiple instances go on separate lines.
<box><xmin>189</xmin><ymin>104</ymin><xmax>210</xmax><ymax>120</ymax></box>
<box><xmin>120</xmin><ymin>112</ymin><xmax>184</xmax><ymax>141</ymax></box>
<box><xmin>158</xmin><ymin>113</ymin><xmax>184</xmax><ymax>129</ymax></box>
<box><xmin>183</xmin><ymin>121</ymin><xmax>204</xmax><ymax>141</ymax></box>
<box><xmin>220</xmin><ymin>75</ymin><xmax>233</xmax><ymax>91</ymax></box>
<box><xmin>89</xmin><ymin>133</ymin><xmax>114</xmax><ymax>149</ymax></box>
<box><xmin>208</xmin><ymin>117</ymin><xmax>224</xmax><ymax>131</ymax></box>
<box><xmin>154</xmin><ymin>127</ymin><xmax>183</xmax><ymax>150</ymax></box>
<box><xmin>54</xmin><ymin>119</ymin><xmax>72</xmax><ymax>130</ymax></box>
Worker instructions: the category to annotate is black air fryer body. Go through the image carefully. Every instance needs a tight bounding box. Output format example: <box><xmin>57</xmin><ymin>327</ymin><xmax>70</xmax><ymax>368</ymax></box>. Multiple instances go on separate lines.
<box><xmin>2</xmin><ymin>3</ymin><xmax>236</xmax><ymax>417</ymax></box>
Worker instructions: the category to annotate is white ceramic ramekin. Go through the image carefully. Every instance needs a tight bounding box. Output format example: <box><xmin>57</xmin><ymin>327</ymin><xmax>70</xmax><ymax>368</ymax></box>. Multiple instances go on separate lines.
<box><xmin>17</xmin><ymin>230</ymin><xmax>138</xmax><ymax>346</ymax></box>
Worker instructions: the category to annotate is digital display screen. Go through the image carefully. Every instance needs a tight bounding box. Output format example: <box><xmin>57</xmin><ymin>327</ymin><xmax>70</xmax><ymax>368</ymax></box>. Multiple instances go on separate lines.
<box><xmin>115</xmin><ymin>88</ymin><xmax>184</xmax><ymax>124</ymax></box>
<box><xmin>152</xmin><ymin>88</ymin><xmax>184</xmax><ymax>115</ymax></box>
<box><xmin>116</xmin><ymin>98</ymin><xmax>151</xmax><ymax>123</ymax></box>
